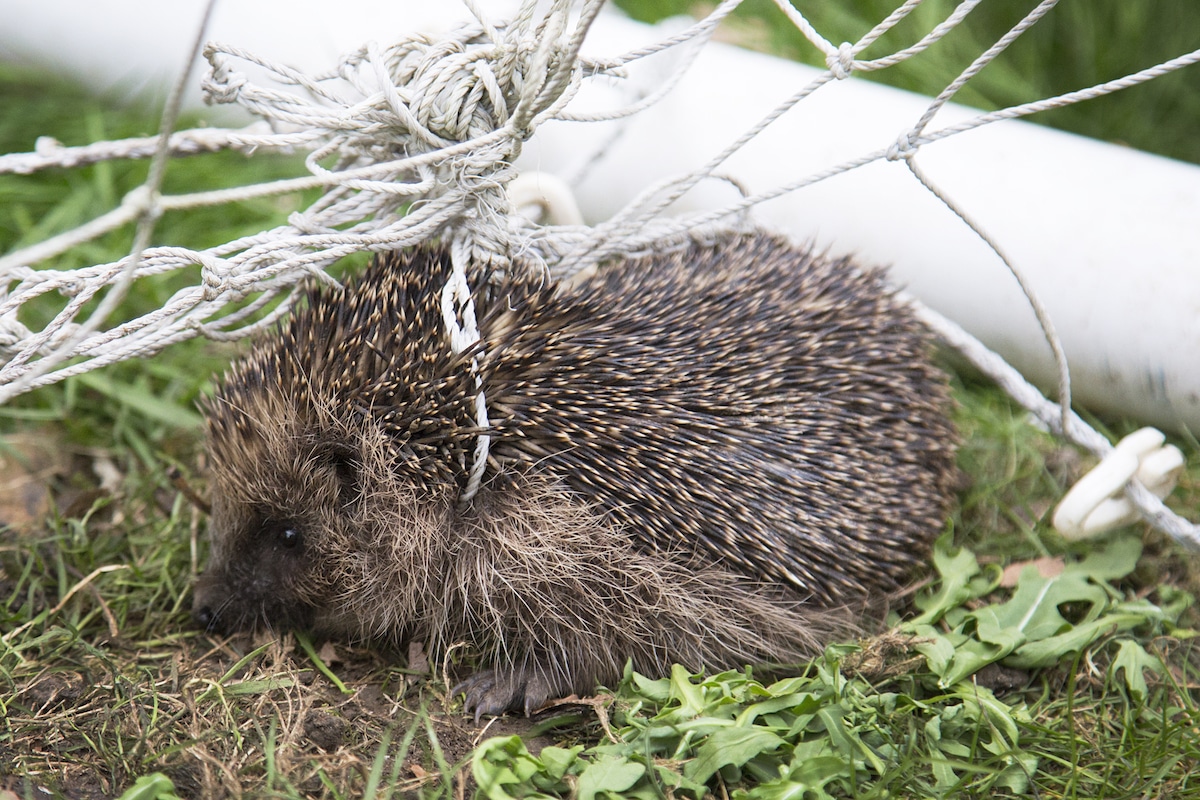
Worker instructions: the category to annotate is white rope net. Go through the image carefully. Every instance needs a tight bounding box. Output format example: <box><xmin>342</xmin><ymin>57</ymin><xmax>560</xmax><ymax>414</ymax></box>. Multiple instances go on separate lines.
<box><xmin>1</xmin><ymin>0</ymin><xmax>1199</xmax><ymax>547</ymax></box>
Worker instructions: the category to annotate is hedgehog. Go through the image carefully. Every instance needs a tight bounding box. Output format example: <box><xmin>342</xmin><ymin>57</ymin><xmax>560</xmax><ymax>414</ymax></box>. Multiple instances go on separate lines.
<box><xmin>192</xmin><ymin>231</ymin><xmax>957</xmax><ymax>717</ymax></box>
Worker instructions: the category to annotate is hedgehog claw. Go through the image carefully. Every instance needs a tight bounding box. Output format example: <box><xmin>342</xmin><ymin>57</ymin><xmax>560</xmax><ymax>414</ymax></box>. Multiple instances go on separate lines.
<box><xmin>454</xmin><ymin>670</ymin><xmax>507</xmax><ymax>721</ymax></box>
<box><xmin>454</xmin><ymin>669</ymin><xmax>554</xmax><ymax>720</ymax></box>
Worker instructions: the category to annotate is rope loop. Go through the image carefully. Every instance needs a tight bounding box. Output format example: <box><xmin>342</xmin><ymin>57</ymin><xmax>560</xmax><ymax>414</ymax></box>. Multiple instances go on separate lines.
<box><xmin>827</xmin><ymin>42</ymin><xmax>856</xmax><ymax>79</ymax></box>
<box><xmin>886</xmin><ymin>130</ymin><xmax>920</xmax><ymax>161</ymax></box>
<box><xmin>0</xmin><ymin>315</ymin><xmax>32</xmax><ymax>355</ymax></box>
<box><xmin>441</xmin><ymin>236</ymin><xmax>492</xmax><ymax>504</ymax></box>
<box><xmin>199</xmin><ymin>47</ymin><xmax>246</xmax><ymax>104</ymax></box>
<box><xmin>198</xmin><ymin>254</ymin><xmax>239</xmax><ymax>301</ymax></box>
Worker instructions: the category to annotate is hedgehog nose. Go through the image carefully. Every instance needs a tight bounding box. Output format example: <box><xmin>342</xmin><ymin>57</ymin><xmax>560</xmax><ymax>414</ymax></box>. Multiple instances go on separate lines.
<box><xmin>192</xmin><ymin>604</ymin><xmax>218</xmax><ymax>632</ymax></box>
<box><xmin>192</xmin><ymin>573</ymin><xmax>228</xmax><ymax>632</ymax></box>
<box><xmin>191</xmin><ymin>581</ymin><xmax>223</xmax><ymax>632</ymax></box>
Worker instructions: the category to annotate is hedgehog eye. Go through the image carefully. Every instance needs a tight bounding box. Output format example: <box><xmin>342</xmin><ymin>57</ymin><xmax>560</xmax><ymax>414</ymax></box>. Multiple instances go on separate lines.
<box><xmin>277</xmin><ymin>526</ymin><xmax>300</xmax><ymax>549</ymax></box>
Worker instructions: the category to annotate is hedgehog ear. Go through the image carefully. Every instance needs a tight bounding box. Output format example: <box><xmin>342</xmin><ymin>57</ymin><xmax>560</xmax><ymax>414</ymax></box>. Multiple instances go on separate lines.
<box><xmin>317</xmin><ymin>442</ymin><xmax>362</xmax><ymax>504</ymax></box>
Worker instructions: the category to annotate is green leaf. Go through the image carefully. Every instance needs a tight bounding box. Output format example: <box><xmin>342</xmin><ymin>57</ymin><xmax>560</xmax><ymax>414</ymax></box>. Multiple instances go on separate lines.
<box><xmin>938</xmin><ymin>640</ymin><xmax>1012</xmax><ymax>689</ymax></box>
<box><xmin>661</xmin><ymin>664</ymin><xmax>708</xmax><ymax>719</ymax></box>
<box><xmin>908</xmin><ymin>625</ymin><xmax>960</xmax><ymax>678</ymax></box>
<box><xmin>628</xmin><ymin>667</ymin><xmax>671</xmax><ymax>703</ymax></box>
<box><xmin>955</xmin><ymin>683</ymin><xmax>1023</xmax><ymax>747</ymax></box>
<box><xmin>757</xmin><ymin>756</ymin><xmax>847</xmax><ymax>800</ymax></box>
<box><xmin>1156</xmin><ymin>585</ymin><xmax>1197</xmax><ymax>622</ymax></box>
<box><xmin>685</xmin><ymin>727</ymin><xmax>788</xmax><ymax>783</ymax></box>
<box><xmin>1006</xmin><ymin>611</ymin><xmax>1151</xmax><ymax>669</ymax></box>
<box><xmin>117</xmin><ymin>774</ymin><xmax>181</xmax><ymax>800</ymax></box>
<box><xmin>936</xmin><ymin>606</ymin><xmax>1028</xmax><ymax>685</ymax></box>
<box><xmin>576</xmin><ymin>754</ymin><xmax>646</xmax><ymax>800</ymax></box>
<box><xmin>76</xmin><ymin>372</ymin><xmax>203</xmax><ymax>429</ymax></box>
<box><xmin>650</xmin><ymin>762</ymin><xmax>710</xmax><ymax>800</ymax></box>
<box><xmin>910</xmin><ymin>537</ymin><xmax>985</xmax><ymax>626</ymax></box>
<box><xmin>932</xmin><ymin>537</ymin><xmax>1158</xmax><ymax>683</ymax></box>
<box><xmin>473</xmin><ymin>736</ymin><xmax>550</xmax><ymax>800</ymax></box>
<box><xmin>994</xmin><ymin>751</ymin><xmax>1040</xmax><ymax>794</ymax></box>
<box><xmin>736</xmin><ymin>691</ymin><xmax>825</xmax><ymax>726</ymax></box>
<box><xmin>222</xmin><ymin>677</ymin><xmax>296</xmax><ymax>696</ymax></box>
<box><xmin>990</xmin><ymin>567</ymin><xmax>1103</xmax><ymax>639</ymax></box>
<box><xmin>817</xmin><ymin>705</ymin><xmax>885</xmax><ymax>776</ymax></box>
<box><xmin>1111</xmin><ymin>640</ymin><xmax>1165</xmax><ymax>702</ymax></box>
<box><xmin>1074</xmin><ymin>534</ymin><xmax>1143</xmax><ymax>581</ymax></box>
<box><xmin>538</xmin><ymin>745</ymin><xmax>583</xmax><ymax>781</ymax></box>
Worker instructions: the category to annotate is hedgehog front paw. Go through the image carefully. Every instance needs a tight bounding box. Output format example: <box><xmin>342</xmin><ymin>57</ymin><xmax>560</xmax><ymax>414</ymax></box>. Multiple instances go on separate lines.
<box><xmin>454</xmin><ymin>668</ymin><xmax>555</xmax><ymax>720</ymax></box>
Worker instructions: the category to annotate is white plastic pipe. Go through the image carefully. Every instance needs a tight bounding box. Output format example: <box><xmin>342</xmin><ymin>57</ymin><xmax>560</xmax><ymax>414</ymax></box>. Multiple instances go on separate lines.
<box><xmin>544</xmin><ymin>15</ymin><xmax>1200</xmax><ymax>433</ymax></box>
<box><xmin>4</xmin><ymin>1</ymin><xmax>1200</xmax><ymax>431</ymax></box>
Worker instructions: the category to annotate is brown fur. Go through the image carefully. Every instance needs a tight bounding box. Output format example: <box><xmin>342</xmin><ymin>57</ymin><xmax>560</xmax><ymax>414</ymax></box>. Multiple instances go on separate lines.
<box><xmin>193</xmin><ymin>233</ymin><xmax>957</xmax><ymax>716</ymax></box>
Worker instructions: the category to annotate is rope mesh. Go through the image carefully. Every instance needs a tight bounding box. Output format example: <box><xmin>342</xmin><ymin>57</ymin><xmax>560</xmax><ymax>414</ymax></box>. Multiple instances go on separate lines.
<box><xmin>1</xmin><ymin>0</ymin><xmax>1199</xmax><ymax>546</ymax></box>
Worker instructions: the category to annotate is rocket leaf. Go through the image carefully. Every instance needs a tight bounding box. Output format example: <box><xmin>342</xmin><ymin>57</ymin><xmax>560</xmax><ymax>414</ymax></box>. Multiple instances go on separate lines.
<box><xmin>1111</xmin><ymin>640</ymin><xmax>1165</xmax><ymax>702</ymax></box>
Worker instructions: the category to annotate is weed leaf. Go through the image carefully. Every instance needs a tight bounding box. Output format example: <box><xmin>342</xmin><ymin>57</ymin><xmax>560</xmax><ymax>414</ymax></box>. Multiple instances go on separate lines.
<box><xmin>1111</xmin><ymin>639</ymin><xmax>1164</xmax><ymax>702</ymax></box>
<box><xmin>576</xmin><ymin>754</ymin><xmax>646</xmax><ymax>800</ymax></box>
<box><xmin>116</xmin><ymin>774</ymin><xmax>181</xmax><ymax>800</ymax></box>
<box><xmin>684</xmin><ymin>726</ymin><xmax>787</xmax><ymax>783</ymax></box>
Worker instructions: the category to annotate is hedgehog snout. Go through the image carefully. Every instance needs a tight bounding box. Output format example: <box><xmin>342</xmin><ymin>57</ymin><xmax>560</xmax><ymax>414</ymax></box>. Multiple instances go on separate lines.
<box><xmin>191</xmin><ymin>573</ymin><xmax>229</xmax><ymax>634</ymax></box>
<box><xmin>191</xmin><ymin>602</ymin><xmax>218</xmax><ymax>632</ymax></box>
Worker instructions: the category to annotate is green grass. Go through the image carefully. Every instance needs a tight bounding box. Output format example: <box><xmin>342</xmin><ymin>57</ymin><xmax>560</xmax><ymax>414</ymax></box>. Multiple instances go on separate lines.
<box><xmin>3</xmin><ymin>4</ymin><xmax>1200</xmax><ymax>798</ymax></box>
<box><xmin>473</xmin><ymin>534</ymin><xmax>1200</xmax><ymax>799</ymax></box>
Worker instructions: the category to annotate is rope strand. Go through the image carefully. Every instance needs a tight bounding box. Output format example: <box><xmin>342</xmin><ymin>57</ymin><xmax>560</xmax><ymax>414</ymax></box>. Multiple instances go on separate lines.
<box><xmin>1</xmin><ymin>0</ymin><xmax>1198</xmax><ymax>544</ymax></box>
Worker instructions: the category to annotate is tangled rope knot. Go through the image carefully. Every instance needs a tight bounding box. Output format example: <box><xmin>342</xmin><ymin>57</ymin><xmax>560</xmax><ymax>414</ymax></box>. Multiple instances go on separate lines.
<box><xmin>0</xmin><ymin>314</ymin><xmax>32</xmax><ymax>357</ymax></box>
<box><xmin>194</xmin><ymin>1</ymin><xmax>602</xmax><ymax>275</ymax></box>
<box><xmin>203</xmin><ymin>33</ymin><xmax>527</xmax><ymax>151</ymax></box>
<box><xmin>886</xmin><ymin>131</ymin><xmax>920</xmax><ymax>161</ymax></box>
<box><xmin>196</xmin><ymin>252</ymin><xmax>240</xmax><ymax>302</ymax></box>
<box><xmin>826</xmin><ymin>42</ymin><xmax>856</xmax><ymax>80</ymax></box>
<box><xmin>201</xmin><ymin>8</ymin><xmax>586</xmax><ymax>201</ymax></box>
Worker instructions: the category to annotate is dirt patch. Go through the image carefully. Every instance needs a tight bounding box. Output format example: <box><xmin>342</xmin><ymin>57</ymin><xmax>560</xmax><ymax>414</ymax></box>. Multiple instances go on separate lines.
<box><xmin>303</xmin><ymin>709</ymin><xmax>351</xmax><ymax>751</ymax></box>
<box><xmin>0</xmin><ymin>432</ymin><xmax>69</xmax><ymax>533</ymax></box>
<box><xmin>18</xmin><ymin>671</ymin><xmax>88</xmax><ymax>712</ymax></box>
<box><xmin>0</xmin><ymin>627</ymin><xmax>601</xmax><ymax>798</ymax></box>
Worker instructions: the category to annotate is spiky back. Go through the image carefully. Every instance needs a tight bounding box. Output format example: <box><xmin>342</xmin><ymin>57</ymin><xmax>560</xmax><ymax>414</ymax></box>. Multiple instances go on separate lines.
<box><xmin>481</xmin><ymin>234</ymin><xmax>957</xmax><ymax>603</ymax></box>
